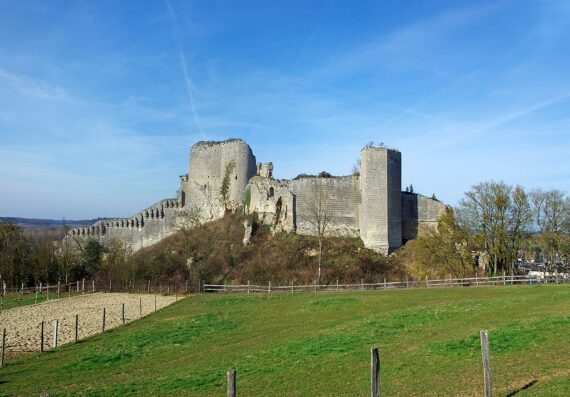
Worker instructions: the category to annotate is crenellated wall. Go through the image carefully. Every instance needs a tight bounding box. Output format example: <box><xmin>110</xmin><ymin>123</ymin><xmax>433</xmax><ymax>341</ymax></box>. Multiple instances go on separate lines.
<box><xmin>66</xmin><ymin>198</ymin><xmax>183</xmax><ymax>250</ymax></box>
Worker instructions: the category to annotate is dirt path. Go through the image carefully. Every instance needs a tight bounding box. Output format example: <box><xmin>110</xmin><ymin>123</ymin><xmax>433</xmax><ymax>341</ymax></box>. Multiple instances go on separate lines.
<box><xmin>0</xmin><ymin>293</ymin><xmax>177</xmax><ymax>352</ymax></box>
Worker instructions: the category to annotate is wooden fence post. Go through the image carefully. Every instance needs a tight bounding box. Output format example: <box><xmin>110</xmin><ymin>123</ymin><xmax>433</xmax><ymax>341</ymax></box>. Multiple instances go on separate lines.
<box><xmin>1</xmin><ymin>328</ymin><xmax>6</xmax><ymax>366</ymax></box>
<box><xmin>75</xmin><ymin>314</ymin><xmax>79</xmax><ymax>342</ymax></box>
<box><xmin>383</xmin><ymin>278</ymin><xmax>387</xmax><ymax>290</ymax></box>
<box><xmin>40</xmin><ymin>321</ymin><xmax>44</xmax><ymax>352</ymax></box>
<box><xmin>82</xmin><ymin>279</ymin><xmax>85</xmax><ymax>294</ymax></box>
<box><xmin>480</xmin><ymin>330</ymin><xmax>493</xmax><ymax>397</ymax></box>
<box><xmin>371</xmin><ymin>346</ymin><xmax>380</xmax><ymax>397</ymax></box>
<box><xmin>147</xmin><ymin>280</ymin><xmax>151</xmax><ymax>293</ymax></box>
<box><xmin>35</xmin><ymin>286</ymin><xmax>38</xmax><ymax>304</ymax></box>
<box><xmin>154</xmin><ymin>295</ymin><xmax>157</xmax><ymax>312</ymax></box>
<box><xmin>109</xmin><ymin>280</ymin><xmax>112</xmax><ymax>292</ymax></box>
<box><xmin>92</xmin><ymin>279</ymin><xmax>95</xmax><ymax>293</ymax></box>
<box><xmin>102</xmin><ymin>308</ymin><xmax>106</xmax><ymax>332</ymax></box>
<box><xmin>46</xmin><ymin>282</ymin><xmax>49</xmax><ymax>301</ymax></box>
<box><xmin>122</xmin><ymin>303</ymin><xmax>125</xmax><ymax>325</ymax></box>
<box><xmin>227</xmin><ymin>368</ymin><xmax>236</xmax><ymax>397</ymax></box>
<box><xmin>425</xmin><ymin>275</ymin><xmax>429</xmax><ymax>288</ymax></box>
<box><xmin>53</xmin><ymin>319</ymin><xmax>59</xmax><ymax>348</ymax></box>
<box><xmin>268</xmin><ymin>281</ymin><xmax>271</xmax><ymax>294</ymax></box>
<box><xmin>247</xmin><ymin>280</ymin><xmax>250</xmax><ymax>294</ymax></box>
<box><xmin>57</xmin><ymin>281</ymin><xmax>61</xmax><ymax>299</ymax></box>
<box><xmin>406</xmin><ymin>276</ymin><xmax>409</xmax><ymax>288</ymax></box>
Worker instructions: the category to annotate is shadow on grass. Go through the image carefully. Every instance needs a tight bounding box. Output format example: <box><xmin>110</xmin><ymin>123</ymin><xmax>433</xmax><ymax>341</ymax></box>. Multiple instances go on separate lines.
<box><xmin>506</xmin><ymin>380</ymin><xmax>538</xmax><ymax>396</ymax></box>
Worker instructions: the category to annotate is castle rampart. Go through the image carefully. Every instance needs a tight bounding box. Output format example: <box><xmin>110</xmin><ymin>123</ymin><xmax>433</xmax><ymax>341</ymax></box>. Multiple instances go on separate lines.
<box><xmin>65</xmin><ymin>138</ymin><xmax>445</xmax><ymax>254</ymax></box>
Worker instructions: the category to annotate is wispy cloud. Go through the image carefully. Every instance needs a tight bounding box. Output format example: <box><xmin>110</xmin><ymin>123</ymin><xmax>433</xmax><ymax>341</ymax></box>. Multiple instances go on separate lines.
<box><xmin>422</xmin><ymin>92</ymin><xmax>570</xmax><ymax>153</ymax></box>
<box><xmin>0</xmin><ymin>67</ymin><xmax>68</xmax><ymax>100</ymax></box>
<box><xmin>164</xmin><ymin>0</ymin><xmax>204</xmax><ymax>137</ymax></box>
<box><xmin>318</xmin><ymin>2</ymin><xmax>505</xmax><ymax>78</ymax></box>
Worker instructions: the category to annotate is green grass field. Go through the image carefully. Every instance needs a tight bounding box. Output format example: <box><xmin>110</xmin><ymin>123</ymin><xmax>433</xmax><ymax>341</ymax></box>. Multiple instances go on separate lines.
<box><xmin>1</xmin><ymin>285</ymin><xmax>569</xmax><ymax>396</ymax></box>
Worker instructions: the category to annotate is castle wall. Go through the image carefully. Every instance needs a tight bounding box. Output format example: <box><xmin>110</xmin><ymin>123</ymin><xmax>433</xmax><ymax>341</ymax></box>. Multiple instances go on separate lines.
<box><xmin>64</xmin><ymin>138</ymin><xmax>444</xmax><ymax>256</ymax></box>
<box><xmin>66</xmin><ymin>198</ymin><xmax>182</xmax><ymax>250</ymax></box>
<box><xmin>401</xmin><ymin>193</ymin><xmax>447</xmax><ymax>242</ymax></box>
<box><xmin>359</xmin><ymin>147</ymin><xmax>402</xmax><ymax>254</ymax></box>
<box><xmin>246</xmin><ymin>177</ymin><xmax>295</xmax><ymax>232</ymax></box>
<box><xmin>288</xmin><ymin>176</ymin><xmax>361</xmax><ymax>238</ymax></box>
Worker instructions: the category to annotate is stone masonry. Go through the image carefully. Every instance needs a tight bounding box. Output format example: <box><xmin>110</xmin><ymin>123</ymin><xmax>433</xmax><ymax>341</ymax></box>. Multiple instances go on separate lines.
<box><xmin>65</xmin><ymin>139</ymin><xmax>446</xmax><ymax>254</ymax></box>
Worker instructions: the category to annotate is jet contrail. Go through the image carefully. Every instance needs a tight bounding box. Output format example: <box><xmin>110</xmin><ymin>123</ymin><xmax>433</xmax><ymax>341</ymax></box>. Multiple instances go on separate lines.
<box><xmin>164</xmin><ymin>0</ymin><xmax>204</xmax><ymax>137</ymax></box>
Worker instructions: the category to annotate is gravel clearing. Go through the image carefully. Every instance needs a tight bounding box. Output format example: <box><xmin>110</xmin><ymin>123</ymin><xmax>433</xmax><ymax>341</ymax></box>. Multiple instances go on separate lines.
<box><xmin>0</xmin><ymin>293</ymin><xmax>177</xmax><ymax>353</ymax></box>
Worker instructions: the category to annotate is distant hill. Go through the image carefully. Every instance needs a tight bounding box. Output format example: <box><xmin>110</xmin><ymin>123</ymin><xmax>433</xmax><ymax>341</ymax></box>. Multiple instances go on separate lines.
<box><xmin>0</xmin><ymin>217</ymin><xmax>106</xmax><ymax>227</ymax></box>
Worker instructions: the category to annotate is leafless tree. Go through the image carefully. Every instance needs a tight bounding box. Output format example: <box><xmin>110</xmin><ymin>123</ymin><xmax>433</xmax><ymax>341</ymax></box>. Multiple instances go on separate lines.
<box><xmin>303</xmin><ymin>180</ymin><xmax>333</xmax><ymax>284</ymax></box>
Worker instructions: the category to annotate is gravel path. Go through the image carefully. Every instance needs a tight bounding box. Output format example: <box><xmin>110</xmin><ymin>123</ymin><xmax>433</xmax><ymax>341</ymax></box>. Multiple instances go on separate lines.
<box><xmin>0</xmin><ymin>293</ymin><xmax>177</xmax><ymax>352</ymax></box>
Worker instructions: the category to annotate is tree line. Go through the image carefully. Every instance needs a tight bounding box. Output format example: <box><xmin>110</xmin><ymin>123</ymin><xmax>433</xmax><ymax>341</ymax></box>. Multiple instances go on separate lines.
<box><xmin>0</xmin><ymin>224</ymin><xmax>189</xmax><ymax>289</ymax></box>
<box><xmin>400</xmin><ymin>181</ymin><xmax>570</xmax><ymax>279</ymax></box>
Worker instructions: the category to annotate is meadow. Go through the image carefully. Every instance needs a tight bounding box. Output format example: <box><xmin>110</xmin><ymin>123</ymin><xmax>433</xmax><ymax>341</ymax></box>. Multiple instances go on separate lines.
<box><xmin>0</xmin><ymin>285</ymin><xmax>569</xmax><ymax>396</ymax></box>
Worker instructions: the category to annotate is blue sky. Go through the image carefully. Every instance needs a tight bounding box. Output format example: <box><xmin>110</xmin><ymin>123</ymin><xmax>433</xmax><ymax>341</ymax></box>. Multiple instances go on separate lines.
<box><xmin>0</xmin><ymin>0</ymin><xmax>569</xmax><ymax>219</ymax></box>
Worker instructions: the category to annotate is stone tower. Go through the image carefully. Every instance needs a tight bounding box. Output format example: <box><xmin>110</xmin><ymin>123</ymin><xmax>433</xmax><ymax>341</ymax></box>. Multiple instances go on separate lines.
<box><xmin>359</xmin><ymin>146</ymin><xmax>402</xmax><ymax>254</ymax></box>
<box><xmin>186</xmin><ymin>139</ymin><xmax>257</xmax><ymax>220</ymax></box>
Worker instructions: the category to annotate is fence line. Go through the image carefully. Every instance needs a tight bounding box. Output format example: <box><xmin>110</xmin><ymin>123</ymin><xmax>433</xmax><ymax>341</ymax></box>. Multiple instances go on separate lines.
<box><xmin>205</xmin><ymin>274</ymin><xmax>569</xmax><ymax>294</ymax></box>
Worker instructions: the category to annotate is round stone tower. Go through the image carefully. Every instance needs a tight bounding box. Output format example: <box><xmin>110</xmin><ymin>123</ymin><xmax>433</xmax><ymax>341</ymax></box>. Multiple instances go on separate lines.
<box><xmin>187</xmin><ymin>139</ymin><xmax>257</xmax><ymax>218</ymax></box>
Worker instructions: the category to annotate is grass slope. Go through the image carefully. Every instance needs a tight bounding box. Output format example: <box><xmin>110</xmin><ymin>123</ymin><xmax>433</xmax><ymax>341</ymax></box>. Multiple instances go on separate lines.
<box><xmin>1</xmin><ymin>285</ymin><xmax>569</xmax><ymax>396</ymax></box>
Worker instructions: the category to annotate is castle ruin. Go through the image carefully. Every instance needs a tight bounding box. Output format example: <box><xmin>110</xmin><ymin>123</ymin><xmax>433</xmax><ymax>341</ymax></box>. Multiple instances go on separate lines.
<box><xmin>65</xmin><ymin>139</ymin><xmax>446</xmax><ymax>254</ymax></box>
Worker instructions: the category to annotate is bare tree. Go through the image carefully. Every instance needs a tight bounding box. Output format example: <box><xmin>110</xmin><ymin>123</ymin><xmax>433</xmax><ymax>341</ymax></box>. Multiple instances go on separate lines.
<box><xmin>529</xmin><ymin>189</ymin><xmax>569</xmax><ymax>270</ymax></box>
<box><xmin>303</xmin><ymin>180</ymin><xmax>333</xmax><ymax>284</ymax></box>
<box><xmin>457</xmin><ymin>181</ymin><xmax>531</xmax><ymax>275</ymax></box>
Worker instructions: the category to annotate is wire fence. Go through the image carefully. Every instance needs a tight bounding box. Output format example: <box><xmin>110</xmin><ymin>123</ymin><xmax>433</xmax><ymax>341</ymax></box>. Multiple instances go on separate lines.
<box><xmin>0</xmin><ymin>279</ymin><xmax>199</xmax><ymax>312</ymax></box>
<box><xmin>204</xmin><ymin>273</ymin><xmax>570</xmax><ymax>294</ymax></box>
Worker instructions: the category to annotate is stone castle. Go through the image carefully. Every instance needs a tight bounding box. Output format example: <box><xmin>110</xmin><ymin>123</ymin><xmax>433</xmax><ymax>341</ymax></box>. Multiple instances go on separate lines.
<box><xmin>65</xmin><ymin>139</ymin><xmax>446</xmax><ymax>254</ymax></box>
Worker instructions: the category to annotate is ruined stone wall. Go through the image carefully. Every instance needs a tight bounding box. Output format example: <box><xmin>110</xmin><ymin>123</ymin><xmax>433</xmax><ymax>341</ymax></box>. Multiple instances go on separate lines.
<box><xmin>64</xmin><ymin>138</ymin><xmax>445</xmax><ymax>255</ymax></box>
<box><xmin>288</xmin><ymin>176</ymin><xmax>361</xmax><ymax>238</ymax></box>
<box><xmin>246</xmin><ymin>177</ymin><xmax>295</xmax><ymax>232</ymax></box>
<box><xmin>401</xmin><ymin>193</ymin><xmax>447</xmax><ymax>242</ymax></box>
<box><xmin>359</xmin><ymin>147</ymin><xmax>402</xmax><ymax>254</ymax></box>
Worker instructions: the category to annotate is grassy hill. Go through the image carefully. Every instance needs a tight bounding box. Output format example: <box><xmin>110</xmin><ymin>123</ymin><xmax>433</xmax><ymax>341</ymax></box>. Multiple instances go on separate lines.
<box><xmin>1</xmin><ymin>285</ymin><xmax>569</xmax><ymax>396</ymax></box>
